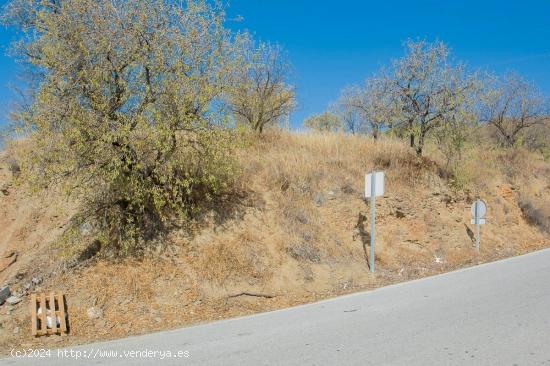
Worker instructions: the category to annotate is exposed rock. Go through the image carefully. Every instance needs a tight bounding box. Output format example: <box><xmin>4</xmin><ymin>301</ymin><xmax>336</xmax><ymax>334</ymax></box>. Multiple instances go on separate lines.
<box><xmin>340</xmin><ymin>182</ymin><xmax>355</xmax><ymax>194</ymax></box>
<box><xmin>31</xmin><ymin>277</ymin><xmax>42</xmax><ymax>286</ymax></box>
<box><xmin>0</xmin><ymin>286</ymin><xmax>10</xmax><ymax>305</ymax></box>
<box><xmin>6</xmin><ymin>296</ymin><xmax>22</xmax><ymax>305</ymax></box>
<box><xmin>13</xmin><ymin>326</ymin><xmax>20</xmax><ymax>335</ymax></box>
<box><xmin>0</xmin><ymin>184</ymin><xmax>9</xmax><ymax>196</ymax></box>
<box><xmin>313</xmin><ymin>192</ymin><xmax>326</xmax><ymax>206</ymax></box>
<box><xmin>394</xmin><ymin>209</ymin><xmax>406</xmax><ymax>219</ymax></box>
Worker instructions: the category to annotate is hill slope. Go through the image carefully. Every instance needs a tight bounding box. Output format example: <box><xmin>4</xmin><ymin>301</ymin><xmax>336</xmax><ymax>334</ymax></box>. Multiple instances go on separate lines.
<box><xmin>1</xmin><ymin>131</ymin><xmax>549</xmax><ymax>352</ymax></box>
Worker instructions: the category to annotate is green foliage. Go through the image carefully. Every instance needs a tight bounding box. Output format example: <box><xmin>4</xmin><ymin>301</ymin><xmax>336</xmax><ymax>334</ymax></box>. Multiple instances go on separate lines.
<box><xmin>3</xmin><ymin>0</ymin><xmax>241</xmax><ymax>255</ymax></box>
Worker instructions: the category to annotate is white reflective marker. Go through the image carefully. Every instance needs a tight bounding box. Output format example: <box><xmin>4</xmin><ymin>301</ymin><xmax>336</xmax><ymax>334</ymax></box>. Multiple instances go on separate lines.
<box><xmin>365</xmin><ymin>171</ymin><xmax>384</xmax><ymax>198</ymax></box>
<box><xmin>365</xmin><ymin>171</ymin><xmax>385</xmax><ymax>273</ymax></box>
<box><xmin>471</xmin><ymin>199</ymin><xmax>487</xmax><ymax>251</ymax></box>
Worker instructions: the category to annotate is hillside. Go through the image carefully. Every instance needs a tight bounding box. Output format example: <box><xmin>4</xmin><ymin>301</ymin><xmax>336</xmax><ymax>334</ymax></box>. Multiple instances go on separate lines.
<box><xmin>1</xmin><ymin>130</ymin><xmax>549</xmax><ymax>352</ymax></box>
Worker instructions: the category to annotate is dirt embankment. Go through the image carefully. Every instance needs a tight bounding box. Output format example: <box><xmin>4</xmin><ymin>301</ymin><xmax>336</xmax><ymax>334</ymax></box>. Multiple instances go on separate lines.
<box><xmin>1</xmin><ymin>131</ymin><xmax>549</xmax><ymax>353</ymax></box>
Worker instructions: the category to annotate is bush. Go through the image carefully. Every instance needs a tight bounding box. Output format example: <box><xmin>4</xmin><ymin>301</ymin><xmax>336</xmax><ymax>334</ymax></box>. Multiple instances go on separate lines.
<box><xmin>3</xmin><ymin>0</ymin><xmax>241</xmax><ymax>255</ymax></box>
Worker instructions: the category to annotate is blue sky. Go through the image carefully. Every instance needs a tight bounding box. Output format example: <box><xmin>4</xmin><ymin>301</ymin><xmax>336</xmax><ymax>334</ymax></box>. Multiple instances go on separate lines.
<box><xmin>1</xmin><ymin>0</ymin><xmax>549</xmax><ymax>129</ymax></box>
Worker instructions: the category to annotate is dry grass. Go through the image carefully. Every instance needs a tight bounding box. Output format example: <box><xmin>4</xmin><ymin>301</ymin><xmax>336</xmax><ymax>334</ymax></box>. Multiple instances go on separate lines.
<box><xmin>1</xmin><ymin>129</ymin><xmax>550</xmax><ymax>353</ymax></box>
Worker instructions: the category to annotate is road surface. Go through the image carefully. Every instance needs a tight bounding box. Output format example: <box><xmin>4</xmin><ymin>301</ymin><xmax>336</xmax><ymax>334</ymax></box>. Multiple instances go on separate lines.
<box><xmin>3</xmin><ymin>249</ymin><xmax>550</xmax><ymax>365</ymax></box>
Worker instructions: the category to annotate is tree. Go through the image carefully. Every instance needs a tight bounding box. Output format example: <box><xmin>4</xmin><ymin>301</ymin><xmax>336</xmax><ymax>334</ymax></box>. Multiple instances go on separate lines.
<box><xmin>384</xmin><ymin>40</ymin><xmax>478</xmax><ymax>156</ymax></box>
<box><xmin>337</xmin><ymin>76</ymin><xmax>396</xmax><ymax>139</ymax></box>
<box><xmin>334</xmin><ymin>88</ymin><xmax>364</xmax><ymax>135</ymax></box>
<box><xmin>330</xmin><ymin>95</ymin><xmax>364</xmax><ymax>135</ymax></box>
<box><xmin>479</xmin><ymin>73</ymin><xmax>548</xmax><ymax>148</ymax></box>
<box><xmin>228</xmin><ymin>40</ymin><xmax>296</xmax><ymax>134</ymax></box>
<box><xmin>2</xmin><ymin>0</ymin><xmax>242</xmax><ymax>254</ymax></box>
<box><xmin>303</xmin><ymin>112</ymin><xmax>342</xmax><ymax>133</ymax></box>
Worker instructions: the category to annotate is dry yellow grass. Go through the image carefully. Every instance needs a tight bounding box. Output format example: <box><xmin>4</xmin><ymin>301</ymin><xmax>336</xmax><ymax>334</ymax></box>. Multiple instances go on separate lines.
<box><xmin>1</xmin><ymin>130</ymin><xmax>549</xmax><ymax>353</ymax></box>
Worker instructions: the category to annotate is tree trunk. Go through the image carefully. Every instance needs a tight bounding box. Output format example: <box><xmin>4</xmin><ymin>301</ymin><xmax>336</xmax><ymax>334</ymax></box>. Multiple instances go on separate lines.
<box><xmin>416</xmin><ymin>129</ymin><xmax>425</xmax><ymax>156</ymax></box>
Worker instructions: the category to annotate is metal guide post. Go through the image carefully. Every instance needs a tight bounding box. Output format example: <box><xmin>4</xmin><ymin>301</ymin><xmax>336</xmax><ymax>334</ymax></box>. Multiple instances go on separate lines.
<box><xmin>370</xmin><ymin>172</ymin><xmax>376</xmax><ymax>273</ymax></box>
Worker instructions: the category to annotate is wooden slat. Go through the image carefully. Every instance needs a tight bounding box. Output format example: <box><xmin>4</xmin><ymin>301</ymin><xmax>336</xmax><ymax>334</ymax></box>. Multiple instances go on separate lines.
<box><xmin>31</xmin><ymin>292</ymin><xmax>68</xmax><ymax>336</ymax></box>
<box><xmin>49</xmin><ymin>293</ymin><xmax>57</xmax><ymax>334</ymax></box>
<box><xmin>30</xmin><ymin>294</ymin><xmax>37</xmax><ymax>336</ymax></box>
<box><xmin>39</xmin><ymin>294</ymin><xmax>47</xmax><ymax>336</ymax></box>
<box><xmin>57</xmin><ymin>293</ymin><xmax>67</xmax><ymax>334</ymax></box>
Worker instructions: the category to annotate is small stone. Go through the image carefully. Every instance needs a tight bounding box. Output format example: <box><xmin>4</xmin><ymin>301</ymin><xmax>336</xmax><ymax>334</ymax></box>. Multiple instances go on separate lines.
<box><xmin>117</xmin><ymin>298</ymin><xmax>131</xmax><ymax>306</ymax></box>
<box><xmin>154</xmin><ymin>317</ymin><xmax>162</xmax><ymax>323</ymax></box>
<box><xmin>0</xmin><ymin>286</ymin><xmax>10</xmax><ymax>305</ymax></box>
<box><xmin>394</xmin><ymin>209</ymin><xmax>406</xmax><ymax>219</ymax></box>
<box><xmin>13</xmin><ymin>326</ymin><xmax>20</xmax><ymax>334</ymax></box>
<box><xmin>313</xmin><ymin>193</ymin><xmax>326</xmax><ymax>206</ymax></box>
<box><xmin>5</xmin><ymin>296</ymin><xmax>22</xmax><ymax>305</ymax></box>
<box><xmin>31</xmin><ymin>277</ymin><xmax>42</xmax><ymax>285</ymax></box>
<box><xmin>79</xmin><ymin>222</ymin><xmax>93</xmax><ymax>236</ymax></box>
<box><xmin>87</xmin><ymin>306</ymin><xmax>103</xmax><ymax>319</ymax></box>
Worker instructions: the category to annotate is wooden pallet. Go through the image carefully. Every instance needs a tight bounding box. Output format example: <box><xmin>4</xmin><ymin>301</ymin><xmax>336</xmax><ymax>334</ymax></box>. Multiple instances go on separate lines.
<box><xmin>30</xmin><ymin>293</ymin><xmax>68</xmax><ymax>336</ymax></box>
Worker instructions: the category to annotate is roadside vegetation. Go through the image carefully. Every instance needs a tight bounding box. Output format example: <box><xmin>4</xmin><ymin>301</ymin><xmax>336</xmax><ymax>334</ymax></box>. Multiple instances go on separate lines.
<box><xmin>1</xmin><ymin>1</ymin><xmax>548</xmax><ymax>258</ymax></box>
<box><xmin>0</xmin><ymin>0</ymin><xmax>549</xmax><ymax>353</ymax></box>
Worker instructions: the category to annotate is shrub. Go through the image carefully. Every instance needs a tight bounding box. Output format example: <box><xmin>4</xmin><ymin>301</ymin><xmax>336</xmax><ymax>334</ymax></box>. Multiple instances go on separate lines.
<box><xmin>3</xmin><ymin>0</ymin><xmax>241</xmax><ymax>255</ymax></box>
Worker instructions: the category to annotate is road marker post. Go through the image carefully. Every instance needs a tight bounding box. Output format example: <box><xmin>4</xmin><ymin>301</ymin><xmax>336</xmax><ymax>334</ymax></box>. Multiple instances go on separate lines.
<box><xmin>365</xmin><ymin>171</ymin><xmax>384</xmax><ymax>273</ymax></box>
<box><xmin>470</xmin><ymin>199</ymin><xmax>487</xmax><ymax>251</ymax></box>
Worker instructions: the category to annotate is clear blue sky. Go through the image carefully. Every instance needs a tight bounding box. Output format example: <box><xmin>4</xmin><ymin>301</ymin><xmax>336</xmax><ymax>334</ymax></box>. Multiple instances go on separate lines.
<box><xmin>1</xmin><ymin>0</ymin><xmax>549</xmax><ymax>129</ymax></box>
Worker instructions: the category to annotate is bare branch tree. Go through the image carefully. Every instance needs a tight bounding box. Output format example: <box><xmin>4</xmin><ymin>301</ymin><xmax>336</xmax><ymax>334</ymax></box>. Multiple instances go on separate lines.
<box><xmin>228</xmin><ymin>40</ymin><xmax>296</xmax><ymax>134</ymax></box>
<box><xmin>479</xmin><ymin>73</ymin><xmax>548</xmax><ymax>147</ymax></box>
<box><xmin>337</xmin><ymin>76</ymin><xmax>396</xmax><ymax>139</ymax></box>
<box><xmin>331</xmin><ymin>94</ymin><xmax>363</xmax><ymax>134</ymax></box>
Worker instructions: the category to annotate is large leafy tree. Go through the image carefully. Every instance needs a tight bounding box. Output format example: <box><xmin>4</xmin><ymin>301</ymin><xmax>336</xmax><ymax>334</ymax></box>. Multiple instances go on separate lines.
<box><xmin>2</xmin><ymin>0</ymin><xmax>243</xmax><ymax>254</ymax></box>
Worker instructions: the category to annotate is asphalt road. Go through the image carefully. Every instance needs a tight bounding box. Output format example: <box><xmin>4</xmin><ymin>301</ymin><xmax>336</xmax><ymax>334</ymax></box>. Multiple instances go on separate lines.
<box><xmin>3</xmin><ymin>249</ymin><xmax>550</xmax><ymax>366</ymax></box>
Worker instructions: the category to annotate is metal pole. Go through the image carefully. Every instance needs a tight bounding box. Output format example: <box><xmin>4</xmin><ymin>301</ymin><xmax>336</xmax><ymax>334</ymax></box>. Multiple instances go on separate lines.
<box><xmin>475</xmin><ymin>201</ymin><xmax>480</xmax><ymax>251</ymax></box>
<box><xmin>370</xmin><ymin>172</ymin><xmax>376</xmax><ymax>273</ymax></box>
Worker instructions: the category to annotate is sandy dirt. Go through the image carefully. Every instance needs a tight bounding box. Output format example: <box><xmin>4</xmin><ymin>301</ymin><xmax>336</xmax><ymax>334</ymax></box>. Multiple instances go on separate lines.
<box><xmin>0</xmin><ymin>132</ymin><xmax>549</xmax><ymax>354</ymax></box>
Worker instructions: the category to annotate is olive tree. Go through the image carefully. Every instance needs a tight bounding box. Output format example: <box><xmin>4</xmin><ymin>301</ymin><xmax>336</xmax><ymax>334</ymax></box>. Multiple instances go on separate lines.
<box><xmin>2</xmin><ymin>0</ymin><xmax>243</xmax><ymax>254</ymax></box>
<box><xmin>479</xmin><ymin>73</ymin><xmax>548</xmax><ymax>148</ymax></box>
<box><xmin>227</xmin><ymin>40</ymin><xmax>296</xmax><ymax>134</ymax></box>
